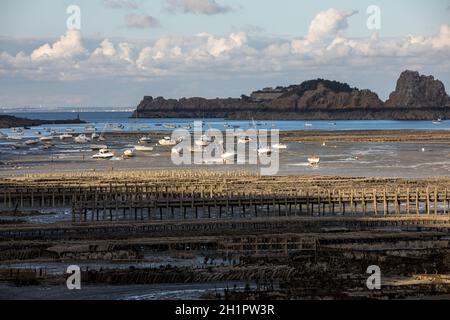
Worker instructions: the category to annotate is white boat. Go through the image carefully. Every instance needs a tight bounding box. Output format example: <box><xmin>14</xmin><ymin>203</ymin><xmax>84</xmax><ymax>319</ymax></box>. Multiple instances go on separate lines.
<box><xmin>25</xmin><ymin>139</ymin><xmax>39</xmax><ymax>145</ymax></box>
<box><xmin>65</xmin><ymin>128</ymin><xmax>75</xmax><ymax>132</ymax></box>
<box><xmin>85</xmin><ymin>125</ymin><xmax>96</xmax><ymax>131</ymax></box>
<box><xmin>134</xmin><ymin>145</ymin><xmax>154</xmax><ymax>152</ymax></box>
<box><xmin>11</xmin><ymin>128</ymin><xmax>23</xmax><ymax>133</ymax></box>
<box><xmin>432</xmin><ymin>118</ymin><xmax>442</xmax><ymax>125</ymax></box>
<box><xmin>172</xmin><ymin>146</ymin><xmax>183</xmax><ymax>154</ymax></box>
<box><xmin>59</xmin><ymin>134</ymin><xmax>73</xmax><ymax>140</ymax></box>
<box><xmin>159</xmin><ymin>137</ymin><xmax>177</xmax><ymax>146</ymax></box>
<box><xmin>139</xmin><ymin>136</ymin><xmax>152</xmax><ymax>144</ymax></box>
<box><xmin>92</xmin><ymin>149</ymin><xmax>114</xmax><ymax>159</ymax></box>
<box><xmin>163</xmin><ymin>124</ymin><xmax>177</xmax><ymax>129</ymax></box>
<box><xmin>34</xmin><ymin>131</ymin><xmax>42</xmax><ymax>135</ymax></box>
<box><xmin>257</xmin><ymin>147</ymin><xmax>272</xmax><ymax>155</ymax></box>
<box><xmin>91</xmin><ymin>133</ymin><xmax>100</xmax><ymax>139</ymax></box>
<box><xmin>74</xmin><ymin>134</ymin><xmax>91</xmax><ymax>144</ymax></box>
<box><xmin>238</xmin><ymin>137</ymin><xmax>252</xmax><ymax>144</ymax></box>
<box><xmin>39</xmin><ymin>136</ymin><xmax>53</xmax><ymax>142</ymax></box>
<box><xmin>90</xmin><ymin>144</ymin><xmax>108</xmax><ymax>151</ymax></box>
<box><xmin>304</xmin><ymin>123</ymin><xmax>313</xmax><ymax>127</ymax></box>
<box><xmin>123</xmin><ymin>149</ymin><xmax>136</xmax><ymax>157</ymax></box>
<box><xmin>9</xmin><ymin>134</ymin><xmax>24</xmax><ymax>140</ymax></box>
<box><xmin>308</xmin><ymin>155</ymin><xmax>320</xmax><ymax>165</ymax></box>
<box><xmin>221</xmin><ymin>151</ymin><xmax>236</xmax><ymax>159</ymax></box>
<box><xmin>0</xmin><ymin>132</ymin><xmax>7</xmax><ymax>139</ymax></box>
<box><xmin>194</xmin><ymin>135</ymin><xmax>211</xmax><ymax>147</ymax></box>
<box><xmin>272</xmin><ymin>143</ymin><xmax>287</xmax><ymax>149</ymax></box>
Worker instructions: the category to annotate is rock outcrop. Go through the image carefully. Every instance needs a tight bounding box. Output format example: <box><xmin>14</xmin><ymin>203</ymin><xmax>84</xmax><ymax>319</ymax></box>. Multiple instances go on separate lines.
<box><xmin>385</xmin><ymin>70</ymin><xmax>450</xmax><ymax>108</ymax></box>
<box><xmin>133</xmin><ymin>71</ymin><xmax>450</xmax><ymax>120</ymax></box>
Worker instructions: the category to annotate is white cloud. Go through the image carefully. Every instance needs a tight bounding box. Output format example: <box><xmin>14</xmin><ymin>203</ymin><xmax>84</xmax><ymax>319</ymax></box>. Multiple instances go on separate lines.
<box><xmin>165</xmin><ymin>0</ymin><xmax>232</xmax><ymax>15</ymax></box>
<box><xmin>125</xmin><ymin>14</ymin><xmax>161</xmax><ymax>28</ymax></box>
<box><xmin>103</xmin><ymin>0</ymin><xmax>140</xmax><ymax>9</ymax></box>
<box><xmin>30</xmin><ymin>30</ymin><xmax>86</xmax><ymax>61</ymax></box>
<box><xmin>1</xmin><ymin>9</ymin><xmax>450</xmax><ymax>84</ymax></box>
<box><xmin>306</xmin><ymin>8</ymin><xmax>357</xmax><ymax>43</ymax></box>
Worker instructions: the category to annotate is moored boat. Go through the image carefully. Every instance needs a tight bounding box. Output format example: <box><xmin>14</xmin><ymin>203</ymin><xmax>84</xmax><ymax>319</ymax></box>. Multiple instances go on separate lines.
<box><xmin>92</xmin><ymin>148</ymin><xmax>114</xmax><ymax>159</ymax></box>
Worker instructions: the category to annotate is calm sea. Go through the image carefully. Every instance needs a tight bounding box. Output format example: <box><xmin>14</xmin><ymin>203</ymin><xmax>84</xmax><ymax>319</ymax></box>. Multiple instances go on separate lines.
<box><xmin>1</xmin><ymin>111</ymin><xmax>449</xmax><ymax>133</ymax></box>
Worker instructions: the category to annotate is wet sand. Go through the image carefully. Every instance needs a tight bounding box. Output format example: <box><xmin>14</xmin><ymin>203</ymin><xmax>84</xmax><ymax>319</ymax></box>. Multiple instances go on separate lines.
<box><xmin>1</xmin><ymin>130</ymin><xmax>450</xmax><ymax>179</ymax></box>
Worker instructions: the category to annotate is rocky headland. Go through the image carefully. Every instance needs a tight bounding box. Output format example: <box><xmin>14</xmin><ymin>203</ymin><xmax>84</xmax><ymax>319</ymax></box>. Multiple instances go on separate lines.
<box><xmin>133</xmin><ymin>70</ymin><xmax>450</xmax><ymax>120</ymax></box>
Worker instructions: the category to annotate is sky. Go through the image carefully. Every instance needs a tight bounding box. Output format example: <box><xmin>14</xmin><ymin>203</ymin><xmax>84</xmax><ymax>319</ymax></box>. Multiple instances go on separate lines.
<box><xmin>0</xmin><ymin>0</ymin><xmax>450</xmax><ymax>109</ymax></box>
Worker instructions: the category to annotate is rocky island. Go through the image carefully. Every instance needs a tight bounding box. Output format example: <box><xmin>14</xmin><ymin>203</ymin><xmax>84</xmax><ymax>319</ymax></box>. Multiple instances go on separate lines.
<box><xmin>133</xmin><ymin>70</ymin><xmax>450</xmax><ymax>120</ymax></box>
<box><xmin>0</xmin><ymin>114</ymin><xmax>85</xmax><ymax>129</ymax></box>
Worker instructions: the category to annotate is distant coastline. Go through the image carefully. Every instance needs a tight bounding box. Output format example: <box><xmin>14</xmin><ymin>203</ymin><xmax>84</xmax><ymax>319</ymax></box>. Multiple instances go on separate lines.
<box><xmin>0</xmin><ymin>114</ymin><xmax>86</xmax><ymax>129</ymax></box>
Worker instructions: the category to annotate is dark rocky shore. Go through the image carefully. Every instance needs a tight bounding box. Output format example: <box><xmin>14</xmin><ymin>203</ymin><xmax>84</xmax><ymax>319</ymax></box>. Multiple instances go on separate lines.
<box><xmin>0</xmin><ymin>115</ymin><xmax>85</xmax><ymax>129</ymax></box>
<box><xmin>133</xmin><ymin>70</ymin><xmax>450</xmax><ymax>120</ymax></box>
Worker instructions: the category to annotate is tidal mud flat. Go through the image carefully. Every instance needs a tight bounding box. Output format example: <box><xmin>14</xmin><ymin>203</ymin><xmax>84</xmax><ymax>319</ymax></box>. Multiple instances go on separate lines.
<box><xmin>0</xmin><ymin>170</ymin><xmax>450</xmax><ymax>299</ymax></box>
<box><xmin>1</xmin><ymin>130</ymin><xmax>450</xmax><ymax>178</ymax></box>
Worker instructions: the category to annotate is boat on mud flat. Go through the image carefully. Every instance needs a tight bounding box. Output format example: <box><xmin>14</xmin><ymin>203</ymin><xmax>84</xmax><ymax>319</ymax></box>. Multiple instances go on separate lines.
<box><xmin>159</xmin><ymin>137</ymin><xmax>177</xmax><ymax>146</ymax></box>
<box><xmin>24</xmin><ymin>139</ymin><xmax>39</xmax><ymax>145</ymax></box>
<box><xmin>272</xmin><ymin>143</ymin><xmax>287</xmax><ymax>149</ymax></box>
<box><xmin>134</xmin><ymin>145</ymin><xmax>154</xmax><ymax>152</ymax></box>
<box><xmin>221</xmin><ymin>151</ymin><xmax>236</xmax><ymax>160</ymax></box>
<box><xmin>237</xmin><ymin>137</ymin><xmax>252</xmax><ymax>144</ymax></box>
<box><xmin>308</xmin><ymin>155</ymin><xmax>320</xmax><ymax>165</ymax></box>
<box><xmin>92</xmin><ymin>148</ymin><xmax>114</xmax><ymax>159</ymax></box>
<box><xmin>74</xmin><ymin>134</ymin><xmax>91</xmax><ymax>144</ymax></box>
<box><xmin>39</xmin><ymin>136</ymin><xmax>53</xmax><ymax>142</ymax></box>
<box><xmin>139</xmin><ymin>136</ymin><xmax>152</xmax><ymax>144</ymax></box>
<box><xmin>123</xmin><ymin>149</ymin><xmax>136</xmax><ymax>157</ymax></box>
<box><xmin>257</xmin><ymin>147</ymin><xmax>272</xmax><ymax>155</ymax></box>
<box><xmin>85</xmin><ymin>125</ymin><xmax>96</xmax><ymax>131</ymax></box>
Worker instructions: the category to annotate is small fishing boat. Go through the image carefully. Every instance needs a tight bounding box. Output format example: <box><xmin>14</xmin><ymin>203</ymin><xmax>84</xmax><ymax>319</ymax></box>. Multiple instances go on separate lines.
<box><xmin>272</xmin><ymin>143</ymin><xmax>287</xmax><ymax>149</ymax></box>
<box><xmin>194</xmin><ymin>135</ymin><xmax>211</xmax><ymax>147</ymax></box>
<box><xmin>163</xmin><ymin>124</ymin><xmax>177</xmax><ymax>129</ymax></box>
<box><xmin>123</xmin><ymin>149</ymin><xmax>136</xmax><ymax>157</ymax></box>
<box><xmin>34</xmin><ymin>131</ymin><xmax>42</xmax><ymax>135</ymax></box>
<box><xmin>0</xmin><ymin>132</ymin><xmax>7</xmax><ymax>139</ymax></box>
<box><xmin>65</xmin><ymin>128</ymin><xmax>75</xmax><ymax>132</ymax></box>
<box><xmin>85</xmin><ymin>125</ymin><xmax>96</xmax><ymax>131</ymax></box>
<box><xmin>134</xmin><ymin>145</ymin><xmax>154</xmax><ymax>152</ymax></box>
<box><xmin>39</xmin><ymin>136</ymin><xmax>53</xmax><ymax>142</ymax></box>
<box><xmin>159</xmin><ymin>137</ymin><xmax>177</xmax><ymax>146</ymax></box>
<box><xmin>238</xmin><ymin>137</ymin><xmax>252</xmax><ymax>144</ymax></box>
<box><xmin>432</xmin><ymin>118</ymin><xmax>442</xmax><ymax>125</ymax></box>
<box><xmin>139</xmin><ymin>136</ymin><xmax>152</xmax><ymax>144</ymax></box>
<box><xmin>9</xmin><ymin>134</ymin><xmax>24</xmax><ymax>140</ymax></box>
<box><xmin>308</xmin><ymin>155</ymin><xmax>320</xmax><ymax>165</ymax></box>
<box><xmin>11</xmin><ymin>128</ymin><xmax>23</xmax><ymax>133</ymax></box>
<box><xmin>74</xmin><ymin>134</ymin><xmax>91</xmax><ymax>144</ymax></box>
<box><xmin>304</xmin><ymin>123</ymin><xmax>313</xmax><ymax>127</ymax></box>
<box><xmin>25</xmin><ymin>139</ymin><xmax>39</xmax><ymax>145</ymax></box>
<box><xmin>92</xmin><ymin>148</ymin><xmax>114</xmax><ymax>159</ymax></box>
<box><xmin>91</xmin><ymin>133</ymin><xmax>100</xmax><ymax>140</ymax></box>
<box><xmin>221</xmin><ymin>151</ymin><xmax>236</xmax><ymax>160</ymax></box>
<box><xmin>257</xmin><ymin>147</ymin><xmax>272</xmax><ymax>155</ymax></box>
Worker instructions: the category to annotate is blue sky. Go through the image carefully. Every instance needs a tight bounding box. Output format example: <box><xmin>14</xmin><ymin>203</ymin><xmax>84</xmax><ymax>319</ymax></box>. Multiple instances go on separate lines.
<box><xmin>0</xmin><ymin>0</ymin><xmax>449</xmax><ymax>109</ymax></box>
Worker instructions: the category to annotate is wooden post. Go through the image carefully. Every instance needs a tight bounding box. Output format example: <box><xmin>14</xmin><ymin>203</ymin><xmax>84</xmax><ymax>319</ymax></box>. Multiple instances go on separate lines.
<box><xmin>373</xmin><ymin>189</ymin><xmax>377</xmax><ymax>215</ymax></box>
